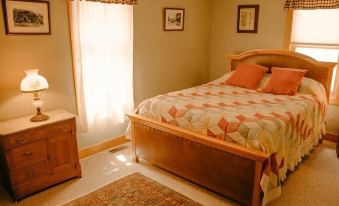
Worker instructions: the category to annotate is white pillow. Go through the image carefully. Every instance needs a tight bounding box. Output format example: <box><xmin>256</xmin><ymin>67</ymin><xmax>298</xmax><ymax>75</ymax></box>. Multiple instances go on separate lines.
<box><xmin>211</xmin><ymin>71</ymin><xmax>234</xmax><ymax>83</ymax></box>
<box><xmin>298</xmin><ymin>77</ymin><xmax>328</xmax><ymax>103</ymax></box>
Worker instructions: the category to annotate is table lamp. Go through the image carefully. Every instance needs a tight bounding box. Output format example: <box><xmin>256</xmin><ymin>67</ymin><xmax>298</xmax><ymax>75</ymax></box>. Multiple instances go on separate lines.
<box><xmin>20</xmin><ymin>69</ymin><xmax>49</xmax><ymax>122</ymax></box>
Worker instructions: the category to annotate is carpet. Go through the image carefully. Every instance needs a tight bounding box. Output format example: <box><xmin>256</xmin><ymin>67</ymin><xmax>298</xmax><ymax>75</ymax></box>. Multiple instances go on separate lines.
<box><xmin>64</xmin><ymin>172</ymin><xmax>202</xmax><ymax>206</ymax></box>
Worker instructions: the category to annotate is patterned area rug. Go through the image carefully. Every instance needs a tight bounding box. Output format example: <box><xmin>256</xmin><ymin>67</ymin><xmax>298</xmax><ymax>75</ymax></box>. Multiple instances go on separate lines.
<box><xmin>64</xmin><ymin>172</ymin><xmax>202</xmax><ymax>206</ymax></box>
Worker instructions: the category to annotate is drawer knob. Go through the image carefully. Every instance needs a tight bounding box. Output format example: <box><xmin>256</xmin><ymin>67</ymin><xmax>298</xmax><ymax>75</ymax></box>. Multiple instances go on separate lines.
<box><xmin>16</xmin><ymin>137</ymin><xmax>27</xmax><ymax>144</ymax></box>
<box><xmin>26</xmin><ymin>170</ymin><xmax>36</xmax><ymax>177</ymax></box>
<box><xmin>23</xmin><ymin>151</ymin><xmax>33</xmax><ymax>156</ymax></box>
<box><xmin>59</xmin><ymin>127</ymin><xmax>71</xmax><ymax>133</ymax></box>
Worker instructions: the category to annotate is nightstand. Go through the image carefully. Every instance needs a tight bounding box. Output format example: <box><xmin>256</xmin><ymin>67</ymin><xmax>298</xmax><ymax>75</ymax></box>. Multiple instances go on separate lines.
<box><xmin>0</xmin><ymin>110</ymin><xmax>82</xmax><ymax>200</ymax></box>
<box><xmin>337</xmin><ymin>139</ymin><xmax>339</xmax><ymax>157</ymax></box>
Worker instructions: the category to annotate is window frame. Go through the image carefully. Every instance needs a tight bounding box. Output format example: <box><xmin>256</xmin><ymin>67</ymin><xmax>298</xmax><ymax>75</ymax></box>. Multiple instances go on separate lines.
<box><xmin>285</xmin><ymin>10</ymin><xmax>339</xmax><ymax>105</ymax></box>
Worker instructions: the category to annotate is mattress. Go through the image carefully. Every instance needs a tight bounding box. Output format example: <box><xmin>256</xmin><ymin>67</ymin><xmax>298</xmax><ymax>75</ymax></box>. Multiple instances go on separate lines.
<box><xmin>134</xmin><ymin>72</ymin><xmax>328</xmax><ymax>204</ymax></box>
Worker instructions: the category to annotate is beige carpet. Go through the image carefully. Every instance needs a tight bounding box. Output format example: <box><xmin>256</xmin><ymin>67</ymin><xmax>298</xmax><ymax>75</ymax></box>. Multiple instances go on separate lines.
<box><xmin>0</xmin><ymin>141</ymin><xmax>338</xmax><ymax>206</ymax></box>
<box><xmin>270</xmin><ymin>141</ymin><xmax>339</xmax><ymax>206</ymax></box>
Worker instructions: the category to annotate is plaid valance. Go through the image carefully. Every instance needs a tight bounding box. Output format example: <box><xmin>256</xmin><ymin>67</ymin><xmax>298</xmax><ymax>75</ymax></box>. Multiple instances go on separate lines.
<box><xmin>70</xmin><ymin>0</ymin><xmax>138</xmax><ymax>5</ymax></box>
<box><xmin>284</xmin><ymin>0</ymin><xmax>339</xmax><ymax>10</ymax></box>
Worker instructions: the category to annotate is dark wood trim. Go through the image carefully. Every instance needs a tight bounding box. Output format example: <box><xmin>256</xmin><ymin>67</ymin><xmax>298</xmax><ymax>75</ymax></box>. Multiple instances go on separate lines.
<box><xmin>237</xmin><ymin>4</ymin><xmax>259</xmax><ymax>33</ymax></box>
<box><xmin>323</xmin><ymin>133</ymin><xmax>338</xmax><ymax>143</ymax></box>
<box><xmin>163</xmin><ymin>8</ymin><xmax>185</xmax><ymax>31</ymax></box>
<box><xmin>2</xmin><ymin>0</ymin><xmax>51</xmax><ymax>35</ymax></box>
<box><xmin>323</xmin><ymin>133</ymin><xmax>339</xmax><ymax>156</ymax></box>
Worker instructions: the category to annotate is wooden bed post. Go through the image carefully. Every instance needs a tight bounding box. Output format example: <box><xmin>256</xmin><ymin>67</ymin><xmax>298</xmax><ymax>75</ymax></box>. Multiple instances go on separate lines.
<box><xmin>252</xmin><ymin>161</ymin><xmax>264</xmax><ymax>206</ymax></box>
<box><xmin>131</xmin><ymin>122</ymin><xmax>139</xmax><ymax>163</ymax></box>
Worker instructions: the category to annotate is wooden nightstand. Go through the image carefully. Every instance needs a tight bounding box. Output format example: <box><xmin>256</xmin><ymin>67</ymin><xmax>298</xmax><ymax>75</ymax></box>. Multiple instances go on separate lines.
<box><xmin>0</xmin><ymin>110</ymin><xmax>82</xmax><ymax>200</ymax></box>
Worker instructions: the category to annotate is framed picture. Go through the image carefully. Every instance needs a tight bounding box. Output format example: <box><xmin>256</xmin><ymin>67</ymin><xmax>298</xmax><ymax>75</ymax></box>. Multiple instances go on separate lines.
<box><xmin>163</xmin><ymin>8</ymin><xmax>185</xmax><ymax>31</ymax></box>
<box><xmin>2</xmin><ymin>0</ymin><xmax>51</xmax><ymax>35</ymax></box>
<box><xmin>237</xmin><ymin>5</ymin><xmax>259</xmax><ymax>33</ymax></box>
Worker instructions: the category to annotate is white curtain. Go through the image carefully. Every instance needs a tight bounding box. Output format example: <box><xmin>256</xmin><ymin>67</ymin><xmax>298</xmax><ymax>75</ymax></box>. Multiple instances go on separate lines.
<box><xmin>69</xmin><ymin>0</ymin><xmax>134</xmax><ymax>134</ymax></box>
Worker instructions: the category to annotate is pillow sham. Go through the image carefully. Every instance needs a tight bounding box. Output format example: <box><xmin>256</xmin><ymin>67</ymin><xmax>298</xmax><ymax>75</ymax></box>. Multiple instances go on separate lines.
<box><xmin>262</xmin><ymin>67</ymin><xmax>306</xmax><ymax>95</ymax></box>
<box><xmin>226</xmin><ymin>63</ymin><xmax>269</xmax><ymax>90</ymax></box>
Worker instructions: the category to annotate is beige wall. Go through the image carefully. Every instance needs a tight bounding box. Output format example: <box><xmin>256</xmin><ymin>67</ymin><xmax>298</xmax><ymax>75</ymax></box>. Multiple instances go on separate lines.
<box><xmin>134</xmin><ymin>0</ymin><xmax>211</xmax><ymax>104</ymax></box>
<box><xmin>209</xmin><ymin>0</ymin><xmax>286</xmax><ymax>80</ymax></box>
<box><xmin>0</xmin><ymin>0</ymin><xmax>212</xmax><ymax>148</ymax></box>
<box><xmin>209</xmin><ymin>0</ymin><xmax>339</xmax><ymax>134</ymax></box>
<box><xmin>326</xmin><ymin>105</ymin><xmax>339</xmax><ymax>134</ymax></box>
<box><xmin>0</xmin><ymin>1</ymin><xmax>76</xmax><ymax>121</ymax></box>
<box><xmin>0</xmin><ymin>0</ymin><xmax>337</xmax><ymax>149</ymax></box>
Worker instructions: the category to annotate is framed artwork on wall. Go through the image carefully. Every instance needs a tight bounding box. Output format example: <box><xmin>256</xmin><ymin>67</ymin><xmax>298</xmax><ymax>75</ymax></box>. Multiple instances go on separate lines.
<box><xmin>163</xmin><ymin>8</ymin><xmax>185</xmax><ymax>31</ymax></box>
<box><xmin>2</xmin><ymin>0</ymin><xmax>51</xmax><ymax>35</ymax></box>
<box><xmin>237</xmin><ymin>5</ymin><xmax>259</xmax><ymax>33</ymax></box>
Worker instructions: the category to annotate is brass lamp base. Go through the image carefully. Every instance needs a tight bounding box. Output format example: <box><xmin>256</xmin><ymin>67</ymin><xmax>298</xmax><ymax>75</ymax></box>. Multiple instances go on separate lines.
<box><xmin>31</xmin><ymin>113</ymin><xmax>49</xmax><ymax>122</ymax></box>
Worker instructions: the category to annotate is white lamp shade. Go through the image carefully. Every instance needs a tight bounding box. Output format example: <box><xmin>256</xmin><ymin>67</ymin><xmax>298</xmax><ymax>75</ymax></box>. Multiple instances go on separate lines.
<box><xmin>20</xmin><ymin>69</ymin><xmax>49</xmax><ymax>92</ymax></box>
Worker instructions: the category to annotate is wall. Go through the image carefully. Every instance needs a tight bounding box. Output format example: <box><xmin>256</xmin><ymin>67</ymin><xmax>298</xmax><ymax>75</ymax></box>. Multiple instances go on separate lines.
<box><xmin>209</xmin><ymin>0</ymin><xmax>338</xmax><ymax>134</ymax></box>
<box><xmin>0</xmin><ymin>1</ymin><xmax>76</xmax><ymax>121</ymax></box>
<box><xmin>0</xmin><ymin>0</ymin><xmax>212</xmax><ymax>148</ymax></box>
<box><xmin>209</xmin><ymin>0</ymin><xmax>286</xmax><ymax>80</ymax></box>
<box><xmin>0</xmin><ymin>0</ymin><xmax>337</xmax><ymax>149</ymax></box>
<box><xmin>134</xmin><ymin>0</ymin><xmax>211</xmax><ymax>104</ymax></box>
<box><xmin>327</xmin><ymin>106</ymin><xmax>339</xmax><ymax>134</ymax></box>
<box><xmin>80</xmin><ymin>0</ymin><xmax>213</xmax><ymax>147</ymax></box>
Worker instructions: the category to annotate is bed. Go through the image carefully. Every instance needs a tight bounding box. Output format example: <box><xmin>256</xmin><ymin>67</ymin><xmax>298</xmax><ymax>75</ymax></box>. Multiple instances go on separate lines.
<box><xmin>127</xmin><ymin>49</ymin><xmax>335</xmax><ymax>206</ymax></box>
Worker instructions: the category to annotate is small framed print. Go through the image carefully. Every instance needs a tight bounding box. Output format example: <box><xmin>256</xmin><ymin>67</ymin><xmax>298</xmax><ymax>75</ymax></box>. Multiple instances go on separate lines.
<box><xmin>2</xmin><ymin>0</ymin><xmax>51</xmax><ymax>35</ymax></box>
<box><xmin>164</xmin><ymin>8</ymin><xmax>185</xmax><ymax>31</ymax></box>
<box><xmin>237</xmin><ymin>5</ymin><xmax>259</xmax><ymax>33</ymax></box>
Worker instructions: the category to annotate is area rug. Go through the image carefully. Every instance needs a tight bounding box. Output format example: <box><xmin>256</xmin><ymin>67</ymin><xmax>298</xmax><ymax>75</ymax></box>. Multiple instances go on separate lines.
<box><xmin>64</xmin><ymin>172</ymin><xmax>202</xmax><ymax>206</ymax></box>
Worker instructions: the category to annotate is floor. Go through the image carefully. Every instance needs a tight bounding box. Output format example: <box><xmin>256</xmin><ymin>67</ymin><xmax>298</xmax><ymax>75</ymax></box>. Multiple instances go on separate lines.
<box><xmin>0</xmin><ymin>141</ymin><xmax>338</xmax><ymax>206</ymax></box>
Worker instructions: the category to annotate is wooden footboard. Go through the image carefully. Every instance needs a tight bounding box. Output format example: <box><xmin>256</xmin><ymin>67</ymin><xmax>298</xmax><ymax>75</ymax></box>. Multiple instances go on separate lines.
<box><xmin>128</xmin><ymin>114</ymin><xmax>270</xmax><ymax>206</ymax></box>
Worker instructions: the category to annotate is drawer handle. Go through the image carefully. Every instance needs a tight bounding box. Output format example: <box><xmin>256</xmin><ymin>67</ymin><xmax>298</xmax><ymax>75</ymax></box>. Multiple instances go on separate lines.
<box><xmin>26</xmin><ymin>170</ymin><xmax>36</xmax><ymax>177</ymax></box>
<box><xmin>16</xmin><ymin>137</ymin><xmax>27</xmax><ymax>144</ymax></box>
<box><xmin>59</xmin><ymin>127</ymin><xmax>71</xmax><ymax>133</ymax></box>
<box><xmin>23</xmin><ymin>151</ymin><xmax>33</xmax><ymax>156</ymax></box>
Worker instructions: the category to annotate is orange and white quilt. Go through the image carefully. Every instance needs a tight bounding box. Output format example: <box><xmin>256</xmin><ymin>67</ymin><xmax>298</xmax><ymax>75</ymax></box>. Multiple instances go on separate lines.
<box><xmin>134</xmin><ymin>73</ymin><xmax>327</xmax><ymax>205</ymax></box>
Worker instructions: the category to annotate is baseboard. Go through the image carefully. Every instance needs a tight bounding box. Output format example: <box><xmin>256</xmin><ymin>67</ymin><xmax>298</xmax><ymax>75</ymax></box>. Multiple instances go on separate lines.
<box><xmin>78</xmin><ymin>136</ymin><xmax>128</xmax><ymax>159</ymax></box>
<box><xmin>323</xmin><ymin>133</ymin><xmax>339</xmax><ymax>143</ymax></box>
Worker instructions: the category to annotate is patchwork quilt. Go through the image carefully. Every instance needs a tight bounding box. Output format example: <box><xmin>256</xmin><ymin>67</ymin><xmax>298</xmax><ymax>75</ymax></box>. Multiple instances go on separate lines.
<box><xmin>134</xmin><ymin>73</ymin><xmax>327</xmax><ymax>205</ymax></box>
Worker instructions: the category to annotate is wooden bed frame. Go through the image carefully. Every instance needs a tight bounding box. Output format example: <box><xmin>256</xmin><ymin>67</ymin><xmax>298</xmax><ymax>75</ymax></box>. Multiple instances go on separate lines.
<box><xmin>127</xmin><ymin>50</ymin><xmax>335</xmax><ymax>206</ymax></box>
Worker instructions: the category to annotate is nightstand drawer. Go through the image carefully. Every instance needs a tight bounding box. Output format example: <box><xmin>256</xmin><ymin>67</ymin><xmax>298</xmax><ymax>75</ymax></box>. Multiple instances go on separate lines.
<box><xmin>13</xmin><ymin>161</ymin><xmax>48</xmax><ymax>186</ymax></box>
<box><xmin>5</xmin><ymin>120</ymin><xmax>73</xmax><ymax>149</ymax></box>
<box><xmin>11</xmin><ymin>141</ymin><xmax>47</xmax><ymax>169</ymax></box>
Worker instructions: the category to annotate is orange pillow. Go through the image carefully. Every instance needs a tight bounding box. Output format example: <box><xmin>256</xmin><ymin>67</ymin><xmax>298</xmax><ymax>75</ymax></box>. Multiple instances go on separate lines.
<box><xmin>226</xmin><ymin>63</ymin><xmax>269</xmax><ymax>89</ymax></box>
<box><xmin>262</xmin><ymin>67</ymin><xmax>306</xmax><ymax>95</ymax></box>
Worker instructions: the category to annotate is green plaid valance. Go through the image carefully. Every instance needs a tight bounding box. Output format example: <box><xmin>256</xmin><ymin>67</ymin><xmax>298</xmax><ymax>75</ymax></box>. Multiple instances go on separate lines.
<box><xmin>284</xmin><ymin>0</ymin><xmax>339</xmax><ymax>10</ymax></box>
<box><xmin>70</xmin><ymin>0</ymin><xmax>138</xmax><ymax>5</ymax></box>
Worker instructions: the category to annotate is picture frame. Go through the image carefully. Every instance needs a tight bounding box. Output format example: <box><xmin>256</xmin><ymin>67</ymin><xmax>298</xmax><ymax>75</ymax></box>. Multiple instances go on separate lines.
<box><xmin>2</xmin><ymin>0</ymin><xmax>51</xmax><ymax>35</ymax></box>
<box><xmin>163</xmin><ymin>8</ymin><xmax>185</xmax><ymax>31</ymax></box>
<box><xmin>237</xmin><ymin>5</ymin><xmax>259</xmax><ymax>33</ymax></box>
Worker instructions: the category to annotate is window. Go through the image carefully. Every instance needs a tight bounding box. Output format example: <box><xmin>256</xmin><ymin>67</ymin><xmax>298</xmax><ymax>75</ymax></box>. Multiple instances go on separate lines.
<box><xmin>287</xmin><ymin>9</ymin><xmax>339</xmax><ymax>105</ymax></box>
<box><xmin>69</xmin><ymin>0</ymin><xmax>134</xmax><ymax>135</ymax></box>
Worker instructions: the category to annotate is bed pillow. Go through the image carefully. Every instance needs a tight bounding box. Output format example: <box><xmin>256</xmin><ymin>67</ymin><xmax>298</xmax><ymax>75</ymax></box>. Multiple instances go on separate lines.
<box><xmin>211</xmin><ymin>71</ymin><xmax>234</xmax><ymax>83</ymax></box>
<box><xmin>257</xmin><ymin>74</ymin><xmax>271</xmax><ymax>90</ymax></box>
<box><xmin>262</xmin><ymin>67</ymin><xmax>307</xmax><ymax>95</ymax></box>
<box><xmin>299</xmin><ymin>77</ymin><xmax>328</xmax><ymax>103</ymax></box>
<box><xmin>226</xmin><ymin>63</ymin><xmax>269</xmax><ymax>89</ymax></box>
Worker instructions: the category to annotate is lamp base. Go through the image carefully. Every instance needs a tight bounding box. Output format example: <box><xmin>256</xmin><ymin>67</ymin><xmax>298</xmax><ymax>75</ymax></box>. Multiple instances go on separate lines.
<box><xmin>31</xmin><ymin>113</ymin><xmax>49</xmax><ymax>122</ymax></box>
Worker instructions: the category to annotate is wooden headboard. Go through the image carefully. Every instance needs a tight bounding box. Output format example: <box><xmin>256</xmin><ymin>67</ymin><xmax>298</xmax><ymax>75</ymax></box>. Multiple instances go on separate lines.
<box><xmin>226</xmin><ymin>49</ymin><xmax>336</xmax><ymax>99</ymax></box>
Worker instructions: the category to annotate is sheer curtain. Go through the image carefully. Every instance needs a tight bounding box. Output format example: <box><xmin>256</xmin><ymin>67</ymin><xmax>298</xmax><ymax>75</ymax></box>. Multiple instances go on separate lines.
<box><xmin>69</xmin><ymin>0</ymin><xmax>134</xmax><ymax>137</ymax></box>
